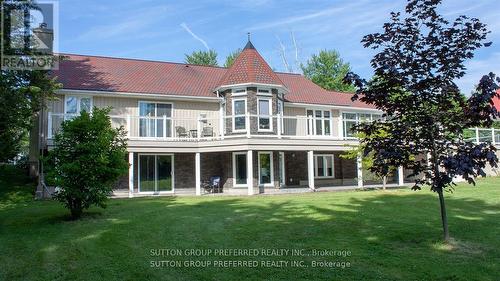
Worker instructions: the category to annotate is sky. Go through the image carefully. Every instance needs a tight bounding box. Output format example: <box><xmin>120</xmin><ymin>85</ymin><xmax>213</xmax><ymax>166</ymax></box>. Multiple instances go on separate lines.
<box><xmin>56</xmin><ymin>0</ymin><xmax>500</xmax><ymax>94</ymax></box>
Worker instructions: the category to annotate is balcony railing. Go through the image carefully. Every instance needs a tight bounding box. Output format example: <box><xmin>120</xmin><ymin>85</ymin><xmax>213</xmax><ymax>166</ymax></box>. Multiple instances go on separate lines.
<box><xmin>464</xmin><ymin>127</ymin><xmax>500</xmax><ymax>145</ymax></box>
<box><xmin>48</xmin><ymin>113</ymin><xmax>346</xmax><ymax>141</ymax></box>
<box><xmin>46</xmin><ymin>112</ymin><xmax>500</xmax><ymax>145</ymax></box>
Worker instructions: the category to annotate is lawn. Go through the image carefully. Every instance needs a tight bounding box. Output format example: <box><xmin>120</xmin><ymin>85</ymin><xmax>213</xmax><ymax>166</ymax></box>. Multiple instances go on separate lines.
<box><xmin>1</xmin><ymin>165</ymin><xmax>499</xmax><ymax>281</ymax></box>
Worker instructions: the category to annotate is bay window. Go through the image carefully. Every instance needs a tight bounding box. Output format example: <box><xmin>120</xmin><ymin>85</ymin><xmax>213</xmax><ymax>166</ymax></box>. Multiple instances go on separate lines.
<box><xmin>232</xmin><ymin>98</ymin><xmax>247</xmax><ymax>132</ymax></box>
<box><xmin>258</xmin><ymin>98</ymin><xmax>272</xmax><ymax>131</ymax></box>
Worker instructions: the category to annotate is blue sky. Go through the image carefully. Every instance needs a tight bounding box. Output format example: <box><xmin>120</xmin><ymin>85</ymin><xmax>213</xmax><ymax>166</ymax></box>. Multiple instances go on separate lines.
<box><xmin>57</xmin><ymin>0</ymin><xmax>499</xmax><ymax>94</ymax></box>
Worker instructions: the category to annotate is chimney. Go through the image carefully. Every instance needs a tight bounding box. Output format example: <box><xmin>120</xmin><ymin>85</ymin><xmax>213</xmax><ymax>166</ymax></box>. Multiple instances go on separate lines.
<box><xmin>32</xmin><ymin>23</ymin><xmax>53</xmax><ymax>54</ymax></box>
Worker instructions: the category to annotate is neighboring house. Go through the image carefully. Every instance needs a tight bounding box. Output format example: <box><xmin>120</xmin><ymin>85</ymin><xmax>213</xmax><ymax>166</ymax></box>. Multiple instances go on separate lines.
<box><xmin>494</xmin><ymin>90</ymin><xmax>500</xmax><ymax>112</ymax></box>
<box><xmin>38</xmin><ymin>40</ymin><xmax>409</xmax><ymax>197</ymax></box>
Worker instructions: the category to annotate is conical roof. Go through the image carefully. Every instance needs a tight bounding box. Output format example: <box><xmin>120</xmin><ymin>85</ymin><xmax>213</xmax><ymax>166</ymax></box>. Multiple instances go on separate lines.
<box><xmin>217</xmin><ymin>40</ymin><xmax>284</xmax><ymax>87</ymax></box>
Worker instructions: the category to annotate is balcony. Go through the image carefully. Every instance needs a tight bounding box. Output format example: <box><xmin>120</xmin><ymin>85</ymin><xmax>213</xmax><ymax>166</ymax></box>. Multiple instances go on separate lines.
<box><xmin>47</xmin><ymin>113</ymin><xmax>346</xmax><ymax>141</ymax></box>
<box><xmin>46</xmin><ymin>113</ymin><xmax>500</xmax><ymax>146</ymax></box>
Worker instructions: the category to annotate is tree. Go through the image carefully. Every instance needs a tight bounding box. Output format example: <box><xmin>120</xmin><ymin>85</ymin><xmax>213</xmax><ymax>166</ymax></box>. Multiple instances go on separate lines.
<box><xmin>301</xmin><ymin>50</ymin><xmax>356</xmax><ymax>92</ymax></box>
<box><xmin>341</xmin><ymin>131</ymin><xmax>399</xmax><ymax>190</ymax></box>
<box><xmin>0</xmin><ymin>1</ymin><xmax>60</xmax><ymax>162</ymax></box>
<box><xmin>45</xmin><ymin>108</ymin><xmax>128</xmax><ymax>219</ymax></box>
<box><xmin>184</xmin><ymin>50</ymin><xmax>218</xmax><ymax>66</ymax></box>
<box><xmin>344</xmin><ymin>0</ymin><xmax>499</xmax><ymax>241</ymax></box>
<box><xmin>224</xmin><ymin>48</ymin><xmax>241</xmax><ymax>68</ymax></box>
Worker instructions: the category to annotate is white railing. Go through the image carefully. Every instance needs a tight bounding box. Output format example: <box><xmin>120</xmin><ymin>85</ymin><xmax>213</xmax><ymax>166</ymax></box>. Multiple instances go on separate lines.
<box><xmin>47</xmin><ymin>113</ymin><xmax>500</xmax><ymax>145</ymax></box>
<box><xmin>464</xmin><ymin>128</ymin><xmax>499</xmax><ymax>145</ymax></box>
<box><xmin>48</xmin><ymin>112</ymin><xmax>344</xmax><ymax>141</ymax></box>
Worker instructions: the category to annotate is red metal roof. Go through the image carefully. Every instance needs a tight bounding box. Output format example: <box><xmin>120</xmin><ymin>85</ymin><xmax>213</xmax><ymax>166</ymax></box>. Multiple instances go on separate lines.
<box><xmin>53</xmin><ymin>53</ymin><xmax>374</xmax><ymax>109</ymax></box>
<box><xmin>217</xmin><ymin>41</ymin><xmax>284</xmax><ymax>87</ymax></box>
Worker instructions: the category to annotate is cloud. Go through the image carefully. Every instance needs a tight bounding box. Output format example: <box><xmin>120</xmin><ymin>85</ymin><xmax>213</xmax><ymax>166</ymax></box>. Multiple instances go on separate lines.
<box><xmin>75</xmin><ymin>5</ymin><xmax>170</xmax><ymax>42</ymax></box>
<box><xmin>180</xmin><ymin>22</ymin><xmax>210</xmax><ymax>51</ymax></box>
<box><xmin>247</xmin><ymin>1</ymin><xmax>366</xmax><ymax>31</ymax></box>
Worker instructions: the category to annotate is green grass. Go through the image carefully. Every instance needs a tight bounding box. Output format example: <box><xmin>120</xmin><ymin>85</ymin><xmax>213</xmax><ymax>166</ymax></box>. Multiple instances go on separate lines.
<box><xmin>1</xmin><ymin>165</ymin><xmax>499</xmax><ymax>281</ymax></box>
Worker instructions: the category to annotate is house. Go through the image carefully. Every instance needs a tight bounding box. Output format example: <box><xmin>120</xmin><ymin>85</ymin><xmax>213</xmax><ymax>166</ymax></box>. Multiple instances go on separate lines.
<box><xmin>37</xmin><ymin>39</ymin><xmax>409</xmax><ymax>197</ymax></box>
<box><xmin>494</xmin><ymin>90</ymin><xmax>500</xmax><ymax>112</ymax></box>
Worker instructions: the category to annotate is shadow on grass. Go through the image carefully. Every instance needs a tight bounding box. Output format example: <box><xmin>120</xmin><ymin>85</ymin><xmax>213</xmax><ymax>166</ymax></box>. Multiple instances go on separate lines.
<box><xmin>1</xmin><ymin>183</ymin><xmax>500</xmax><ymax>280</ymax></box>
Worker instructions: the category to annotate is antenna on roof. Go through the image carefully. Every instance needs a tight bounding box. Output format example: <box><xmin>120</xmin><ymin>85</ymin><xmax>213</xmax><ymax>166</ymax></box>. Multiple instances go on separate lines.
<box><xmin>247</xmin><ymin>32</ymin><xmax>251</xmax><ymax>41</ymax></box>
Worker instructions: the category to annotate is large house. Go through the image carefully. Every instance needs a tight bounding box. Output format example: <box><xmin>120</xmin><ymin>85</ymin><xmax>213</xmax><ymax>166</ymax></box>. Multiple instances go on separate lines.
<box><xmin>36</xmin><ymin>40</ymin><xmax>410</xmax><ymax>197</ymax></box>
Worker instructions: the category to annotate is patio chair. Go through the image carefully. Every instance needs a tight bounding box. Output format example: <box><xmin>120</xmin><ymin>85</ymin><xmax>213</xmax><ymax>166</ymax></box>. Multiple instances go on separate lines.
<box><xmin>201</xmin><ymin>176</ymin><xmax>222</xmax><ymax>193</ymax></box>
<box><xmin>175</xmin><ymin>126</ymin><xmax>188</xmax><ymax>138</ymax></box>
<box><xmin>201</xmin><ymin>126</ymin><xmax>214</xmax><ymax>138</ymax></box>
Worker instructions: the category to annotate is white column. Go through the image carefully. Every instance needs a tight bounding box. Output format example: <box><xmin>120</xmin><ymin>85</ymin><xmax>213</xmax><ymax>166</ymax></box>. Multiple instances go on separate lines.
<box><xmin>475</xmin><ymin>127</ymin><xmax>480</xmax><ymax>144</ymax></box>
<box><xmin>356</xmin><ymin>154</ymin><xmax>363</xmax><ymax>188</ymax></box>
<box><xmin>128</xmin><ymin>152</ymin><xmax>134</xmax><ymax>198</ymax></box>
<box><xmin>492</xmin><ymin>128</ymin><xmax>496</xmax><ymax>145</ymax></box>
<box><xmin>307</xmin><ymin>151</ymin><xmax>315</xmax><ymax>190</ymax></box>
<box><xmin>247</xmin><ymin>150</ymin><xmax>254</xmax><ymax>195</ymax></box>
<box><xmin>398</xmin><ymin>166</ymin><xmax>404</xmax><ymax>186</ymax></box>
<box><xmin>195</xmin><ymin>152</ymin><xmax>201</xmax><ymax>195</ymax></box>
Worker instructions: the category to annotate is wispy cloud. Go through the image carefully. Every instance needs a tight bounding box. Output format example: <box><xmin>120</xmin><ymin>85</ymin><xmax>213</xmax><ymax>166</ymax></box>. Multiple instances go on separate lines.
<box><xmin>76</xmin><ymin>5</ymin><xmax>170</xmax><ymax>42</ymax></box>
<box><xmin>180</xmin><ymin>22</ymin><xmax>210</xmax><ymax>51</ymax></box>
<box><xmin>247</xmin><ymin>1</ymin><xmax>366</xmax><ymax>31</ymax></box>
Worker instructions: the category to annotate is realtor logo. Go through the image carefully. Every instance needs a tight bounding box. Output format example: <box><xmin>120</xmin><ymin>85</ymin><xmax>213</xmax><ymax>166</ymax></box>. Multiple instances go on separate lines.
<box><xmin>1</xmin><ymin>1</ymin><xmax>58</xmax><ymax>70</ymax></box>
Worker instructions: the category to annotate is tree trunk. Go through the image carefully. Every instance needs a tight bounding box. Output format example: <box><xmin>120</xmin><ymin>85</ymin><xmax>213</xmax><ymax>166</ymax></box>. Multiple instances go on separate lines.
<box><xmin>436</xmin><ymin>188</ymin><xmax>450</xmax><ymax>241</ymax></box>
<box><xmin>70</xmin><ymin>201</ymin><xmax>83</xmax><ymax>220</ymax></box>
<box><xmin>382</xmin><ymin>176</ymin><xmax>387</xmax><ymax>190</ymax></box>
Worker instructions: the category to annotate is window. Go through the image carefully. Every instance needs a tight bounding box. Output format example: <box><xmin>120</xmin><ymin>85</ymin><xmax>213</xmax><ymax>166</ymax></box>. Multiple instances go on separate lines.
<box><xmin>232</xmin><ymin>98</ymin><xmax>247</xmax><ymax>132</ymax></box>
<box><xmin>233</xmin><ymin>152</ymin><xmax>247</xmax><ymax>186</ymax></box>
<box><xmin>307</xmin><ymin>109</ymin><xmax>332</xmax><ymax>136</ymax></box>
<box><xmin>258</xmin><ymin>98</ymin><xmax>272</xmax><ymax>131</ymax></box>
<box><xmin>138</xmin><ymin>154</ymin><xmax>173</xmax><ymax>193</ymax></box>
<box><xmin>232</xmin><ymin>88</ymin><xmax>246</xmax><ymax>96</ymax></box>
<box><xmin>342</xmin><ymin>112</ymin><xmax>383</xmax><ymax>138</ymax></box>
<box><xmin>258</xmin><ymin>152</ymin><xmax>274</xmax><ymax>186</ymax></box>
<box><xmin>139</xmin><ymin>102</ymin><xmax>172</xmax><ymax>138</ymax></box>
<box><xmin>65</xmin><ymin>96</ymin><xmax>92</xmax><ymax>116</ymax></box>
<box><xmin>314</xmin><ymin>155</ymin><xmax>334</xmax><ymax>178</ymax></box>
<box><xmin>257</xmin><ymin>89</ymin><xmax>272</xmax><ymax>96</ymax></box>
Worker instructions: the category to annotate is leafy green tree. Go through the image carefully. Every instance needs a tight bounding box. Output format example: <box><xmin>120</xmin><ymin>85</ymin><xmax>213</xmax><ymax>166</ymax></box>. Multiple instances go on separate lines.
<box><xmin>301</xmin><ymin>50</ymin><xmax>356</xmax><ymax>92</ymax></box>
<box><xmin>0</xmin><ymin>1</ymin><xmax>60</xmax><ymax>162</ymax></box>
<box><xmin>184</xmin><ymin>50</ymin><xmax>218</xmax><ymax>66</ymax></box>
<box><xmin>345</xmin><ymin>0</ymin><xmax>499</xmax><ymax>241</ymax></box>
<box><xmin>45</xmin><ymin>108</ymin><xmax>128</xmax><ymax>219</ymax></box>
<box><xmin>224</xmin><ymin>48</ymin><xmax>242</xmax><ymax>68</ymax></box>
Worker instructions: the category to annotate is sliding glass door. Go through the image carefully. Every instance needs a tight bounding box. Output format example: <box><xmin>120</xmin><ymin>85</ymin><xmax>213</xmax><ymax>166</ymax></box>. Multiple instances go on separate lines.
<box><xmin>139</xmin><ymin>154</ymin><xmax>173</xmax><ymax>193</ymax></box>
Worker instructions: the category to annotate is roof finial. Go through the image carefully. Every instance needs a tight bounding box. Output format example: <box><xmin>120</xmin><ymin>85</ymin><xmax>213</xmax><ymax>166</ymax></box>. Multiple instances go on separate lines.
<box><xmin>247</xmin><ymin>32</ymin><xmax>251</xmax><ymax>41</ymax></box>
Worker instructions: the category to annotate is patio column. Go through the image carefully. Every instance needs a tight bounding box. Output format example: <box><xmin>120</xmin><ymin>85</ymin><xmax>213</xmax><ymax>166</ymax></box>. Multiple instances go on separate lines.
<box><xmin>195</xmin><ymin>152</ymin><xmax>201</xmax><ymax>196</ymax></box>
<box><xmin>247</xmin><ymin>150</ymin><xmax>254</xmax><ymax>195</ymax></box>
<box><xmin>356</xmin><ymin>154</ymin><xmax>363</xmax><ymax>188</ymax></box>
<box><xmin>307</xmin><ymin>150</ymin><xmax>315</xmax><ymax>190</ymax></box>
<box><xmin>128</xmin><ymin>152</ymin><xmax>134</xmax><ymax>198</ymax></box>
<box><xmin>398</xmin><ymin>166</ymin><xmax>404</xmax><ymax>186</ymax></box>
